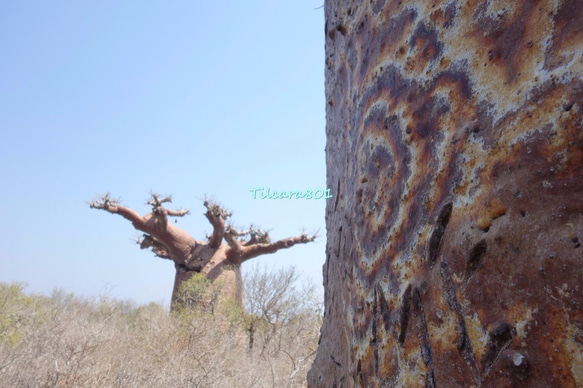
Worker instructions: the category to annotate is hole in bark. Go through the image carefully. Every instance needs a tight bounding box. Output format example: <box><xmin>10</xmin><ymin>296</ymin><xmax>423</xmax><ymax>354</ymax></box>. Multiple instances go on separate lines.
<box><xmin>357</xmin><ymin>359</ymin><xmax>364</xmax><ymax>386</ymax></box>
<box><xmin>330</xmin><ymin>355</ymin><xmax>341</xmax><ymax>367</ymax></box>
<box><xmin>466</xmin><ymin>239</ymin><xmax>487</xmax><ymax>277</ymax></box>
<box><xmin>334</xmin><ymin>178</ymin><xmax>340</xmax><ymax>211</ymax></box>
<box><xmin>565</xmin><ymin>103</ymin><xmax>573</xmax><ymax>112</ymax></box>
<box><xmin>426</xmin><ymin>371</ymin><xmax>436</xmax><ymax>388</ymax></box>
<box><xmin>398</xmin><ymin>284</ymin><xmax>412</xmax><ymax>346</ymax></box>
<box><xmin>376</xmin><ymin>284</ymin><xmax>392</xmax><ymax>332</ymax></box>
<box><xmin>457</xmin><ymin>324</ymin><xmax>472</xmax><ymax>353</ymax></box>
<box><xmin>356</xmin><ymin>188</ymin><xmax>363</xmax><ymax>203</ymax></box>
<box><xmin>428</xmin><ymin>203</ymin><xmax>453</xmax><ymax>266</ymax></box>
<box><xmin>481</xmin><ymin>322</ymin><xmax>515</xmax><ymax>372</ymax></box>
<box><xmin>327</xmin><ymin>28</ymin><xmax>336</xmax><ymax>40</ymax></box>
<box><xmin>412</xmin><ymin>287</ymin><xmax>421</xmax><ymax>309</ymax></box>
<box><xmin>520</xmin><ymin>210</ymin><xmax>526</xmax><ymax>217</ymax></box>
<box><xmin>437</xmin><ymin>202</ymin><xmax>453</xmax><ymax>227</ymax></box>
<box><xmin>372</xmin><ymin>288</ymin><xmax>379</xmax><ymax>373</ymax></box>
<box><xmin>335</xmin><ymin>226</ymin><xmax>342</xmax><ymax>257</ymax></box>
<box><xmin>336</xmin><ymin>23</ymin><xmax>346</xmax><ymax>36</ymax></box>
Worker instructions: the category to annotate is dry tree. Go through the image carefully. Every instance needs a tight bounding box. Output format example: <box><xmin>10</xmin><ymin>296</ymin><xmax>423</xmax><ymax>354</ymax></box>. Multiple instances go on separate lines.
<box><xmin>89</xmin><ymin>193</ymin><xmax>317</xmax><ymax>310</ymax></box>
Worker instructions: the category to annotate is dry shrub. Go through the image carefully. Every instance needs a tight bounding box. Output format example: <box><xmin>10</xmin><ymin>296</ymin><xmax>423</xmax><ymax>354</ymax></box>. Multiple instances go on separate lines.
<box><xmin>0</xmin><ymin>266</ymin><xmax>321</xmax><ymax>387</ymax></box>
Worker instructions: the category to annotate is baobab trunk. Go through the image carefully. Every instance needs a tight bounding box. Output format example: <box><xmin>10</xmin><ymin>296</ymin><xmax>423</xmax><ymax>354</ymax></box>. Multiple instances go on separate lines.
<box><xmin>309</xmin><ymin>0</ymin><xmax>583</xmax><ymax>387</ymax></box>
<box><xmin>89</xmin><ymin>194</ymin><xmax>315</xmax><ymax>310</ymax></box>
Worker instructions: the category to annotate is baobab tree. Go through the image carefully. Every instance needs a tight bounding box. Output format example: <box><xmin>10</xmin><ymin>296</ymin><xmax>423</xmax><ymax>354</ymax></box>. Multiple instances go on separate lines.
<box><xmin>89</xmin><ymin>193</ymin><xmax>316</xmax><ymax>309</ymax></box>
<box><xmin>309</xmin><ymin>0</ymin><xmax>583</xmax><ymax>387</ymax></box>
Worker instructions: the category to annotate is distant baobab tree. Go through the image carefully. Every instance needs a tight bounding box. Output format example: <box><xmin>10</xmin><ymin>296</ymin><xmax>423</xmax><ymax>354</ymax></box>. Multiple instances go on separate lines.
<box><xmin>89</xmin><ymin>193</ymin><xmax>316</xmax><ymax>309</ymax></box>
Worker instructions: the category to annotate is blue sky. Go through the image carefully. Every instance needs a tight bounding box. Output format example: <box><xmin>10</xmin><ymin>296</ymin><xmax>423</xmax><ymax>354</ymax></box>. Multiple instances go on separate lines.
<box><xmin>0</xmin><ymin>1</ymin><xmax>327</xmax><ymax>306</ymax></box>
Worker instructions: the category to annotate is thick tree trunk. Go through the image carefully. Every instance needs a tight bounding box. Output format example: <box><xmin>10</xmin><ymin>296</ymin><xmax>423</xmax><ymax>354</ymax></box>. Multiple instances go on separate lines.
<box><xmin>171</xmin><ymin>263</ymin><xmax>243</xmax><ymax>310</ymax></box>
<box><xmin>309</xmin><ymin>0</ymin><xmax>583</xmax><ymax>386</ymax></box>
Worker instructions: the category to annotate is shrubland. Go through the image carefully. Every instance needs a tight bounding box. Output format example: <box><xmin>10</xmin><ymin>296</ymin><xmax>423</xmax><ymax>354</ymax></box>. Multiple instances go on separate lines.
<box><xmin>0</xmin><ymin>265</ymin><xmax>321</xmax><ymax>387</ymax></box>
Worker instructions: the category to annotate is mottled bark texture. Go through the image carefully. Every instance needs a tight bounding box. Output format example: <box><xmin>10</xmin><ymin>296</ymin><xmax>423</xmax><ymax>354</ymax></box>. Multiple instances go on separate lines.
<box><xmin>89</xmin><ymin>194</ymin><xmax>315</xmax><ymax>309</ymax></box>
<box><xmin>309</xmin><ymin>0</ymin><xmax>583</xmax><ymax>386</ymax></box>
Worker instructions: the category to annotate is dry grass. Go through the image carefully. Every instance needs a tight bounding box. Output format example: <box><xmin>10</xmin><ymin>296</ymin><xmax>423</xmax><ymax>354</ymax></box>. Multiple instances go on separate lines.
<box><xmin>0</xmin><ymin>267</ymin><xmax>321</xmax><ymax>387</ymax></box>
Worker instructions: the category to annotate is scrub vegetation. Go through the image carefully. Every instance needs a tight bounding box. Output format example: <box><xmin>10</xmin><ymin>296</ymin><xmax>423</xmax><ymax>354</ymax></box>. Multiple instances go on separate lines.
<box><xmin>0</xmin><ymin>265</ymin><xmax>321</xmax><ymax>387</ymax></box>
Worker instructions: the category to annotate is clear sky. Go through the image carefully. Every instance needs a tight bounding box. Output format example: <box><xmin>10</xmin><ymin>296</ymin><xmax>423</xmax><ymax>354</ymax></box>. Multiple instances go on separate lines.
<box><xmin>0</xmin><ymin>1</ymin><xmax>327</xmax><ymax>306</ymax></box>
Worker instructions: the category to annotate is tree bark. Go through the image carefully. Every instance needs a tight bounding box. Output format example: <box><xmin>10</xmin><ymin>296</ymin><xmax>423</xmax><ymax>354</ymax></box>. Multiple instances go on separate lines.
<box><xmin>309</xmin><ymin>1</ymin><xmax>583</xmax><ymax>386</ymax></box>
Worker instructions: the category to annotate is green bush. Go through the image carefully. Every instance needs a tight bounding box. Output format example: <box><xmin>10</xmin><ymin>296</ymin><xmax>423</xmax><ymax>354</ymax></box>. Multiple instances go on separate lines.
<box><xmin>0</xmin><ymin>282</ymin><xmax>46</xmax><ymax>347</ymax></box>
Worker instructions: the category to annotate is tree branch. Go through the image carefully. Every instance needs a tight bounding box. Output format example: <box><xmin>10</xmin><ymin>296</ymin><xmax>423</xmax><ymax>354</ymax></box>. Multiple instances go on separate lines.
<box><xmin>224</xmin><ymin>226</ymin><xmax>247</xmax><ymax>253</ymax></box>
<box><xmin>90</xmin><ymin>192</ymin><xmax>197</xmax><ymax>265</ymax></box>
<box><xmin>227</xmin><ymin>225</ymin><xmax>271</xmax><ymax>246</ymax></box>
<box><xmin>146</xmin><ymin>193</ymin><xmax>173</xmax><ymax>208</ymax></box>
<box><xmin>231</xmin><ymin>233</ymin><xmax>317</xmax><ymax>264</ymax></box>
<box><xmin>89</xmin><ymin>193</ymin><xmax>148</xmax><ymax>230</ymax></box>
<box><xmin>147</xmin><ymin>193</ymin><xmax>189</xmax><ymax>217</ymax></box>
<box><xmin>245</xmin><ymin>227</ymin><xmax>271</xmax><ymax>245</ymax></box>
<box><xmin>166</xmin><ymin>209</ymin><xmax>190</xmax><ymax>217</ymax></box>
<box><xmin>141</xmin><ymin>193</ymin><xmax>189</xmax><ymax>234</ymax></box>
<box><xmin>203</xmin><ymin>201</ymin><xmax>230</xmax><ymax>249</ymax></box>
<box><xmin>138</xmin><ymin>234</ymin><xmax>172</xmax><ymax>260</ymax></box>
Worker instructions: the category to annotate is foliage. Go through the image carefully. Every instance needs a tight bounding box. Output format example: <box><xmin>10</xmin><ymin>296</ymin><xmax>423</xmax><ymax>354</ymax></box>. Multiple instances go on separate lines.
<box><xmin>175</xmin><ymin>272</ymin><xmax>214</xmax><ymax>311</ymax></box>
<box><xmin>0</xmin><ymin>266</ymin><xmax>321</xmax><ymax>387</ymax></box>
<box><xmin>0</xmin><ymin>283</ymin><xmax>46</xmax><ymax>347</ymax></box>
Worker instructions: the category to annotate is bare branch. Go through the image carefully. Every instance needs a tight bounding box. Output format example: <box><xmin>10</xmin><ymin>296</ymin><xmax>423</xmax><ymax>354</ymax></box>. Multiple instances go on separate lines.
<box><xmin>88</xmin><ymin>192</ymin><xmax>121</xmax><ymax>210</ymax></box>
<box><xmin>224</xmin><ymin>226</ymin><xmax>246</xmax><ymax>253</ymax></box>
<box><xmin>230</xmin><ymin>233</ymin><xmax>317</xmax><ymax>264</ymax></box>
<box><xmin>228</xmin><ymin>225</ymin><xmax>272</xmax><ymax>246</ymax></box>
<box><xmin>308</xmin><ymin>228</ymin><xmax>321</xmax><ymax>240</ymax></box>
<box><xmin>89</xmin><ymin>193</ymin><xmax>147</xmax><ymax>229</ymax></box>
<box><xmin>165</xmin><ymin>208</ymin><xmax>190</xmax><ymax>217</ymax></box>
<box><xmin>203</xmin><ymin>201</ymin><xmax>230</xmax><ymax>249</ymax></box>
<box><xmin>245</xmin><ymin>227</ymin><xmax>271</xmax><ymax>245</ymax></box>
<box><xmin>226</xmin><ymin>227</ymin><xmax>252</xmax><ymax>237</ymax></box>
<box><xmin>137</xmin><ymin>234</ymin><xmax>172</xmax><ymax>260</ymax></box>
<box><xmin>203</xmin><ymin>200</ymin><xmax>232</xmax><ymax>219</ymax></box>
<box><xmin>146</xmin><ymin>192</ymin><xmax>174</xmax><ymax>208</ymax></box>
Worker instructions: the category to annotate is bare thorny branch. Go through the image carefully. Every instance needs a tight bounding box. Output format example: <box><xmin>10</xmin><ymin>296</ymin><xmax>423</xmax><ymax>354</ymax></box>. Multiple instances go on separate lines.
<box><xmin>88</xmin><ymin>192</ymin><xmax>121</xmax><ymax>211</ymax></box>
<box><xmin>226</xmin><ymin>225</ymin><xmax>271</xmax><ymax>245</ymax></box>
<box><xmin>146</xmin><ymin>193</ymin><xmax>172</xmax><ymax>208</ymax></box>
